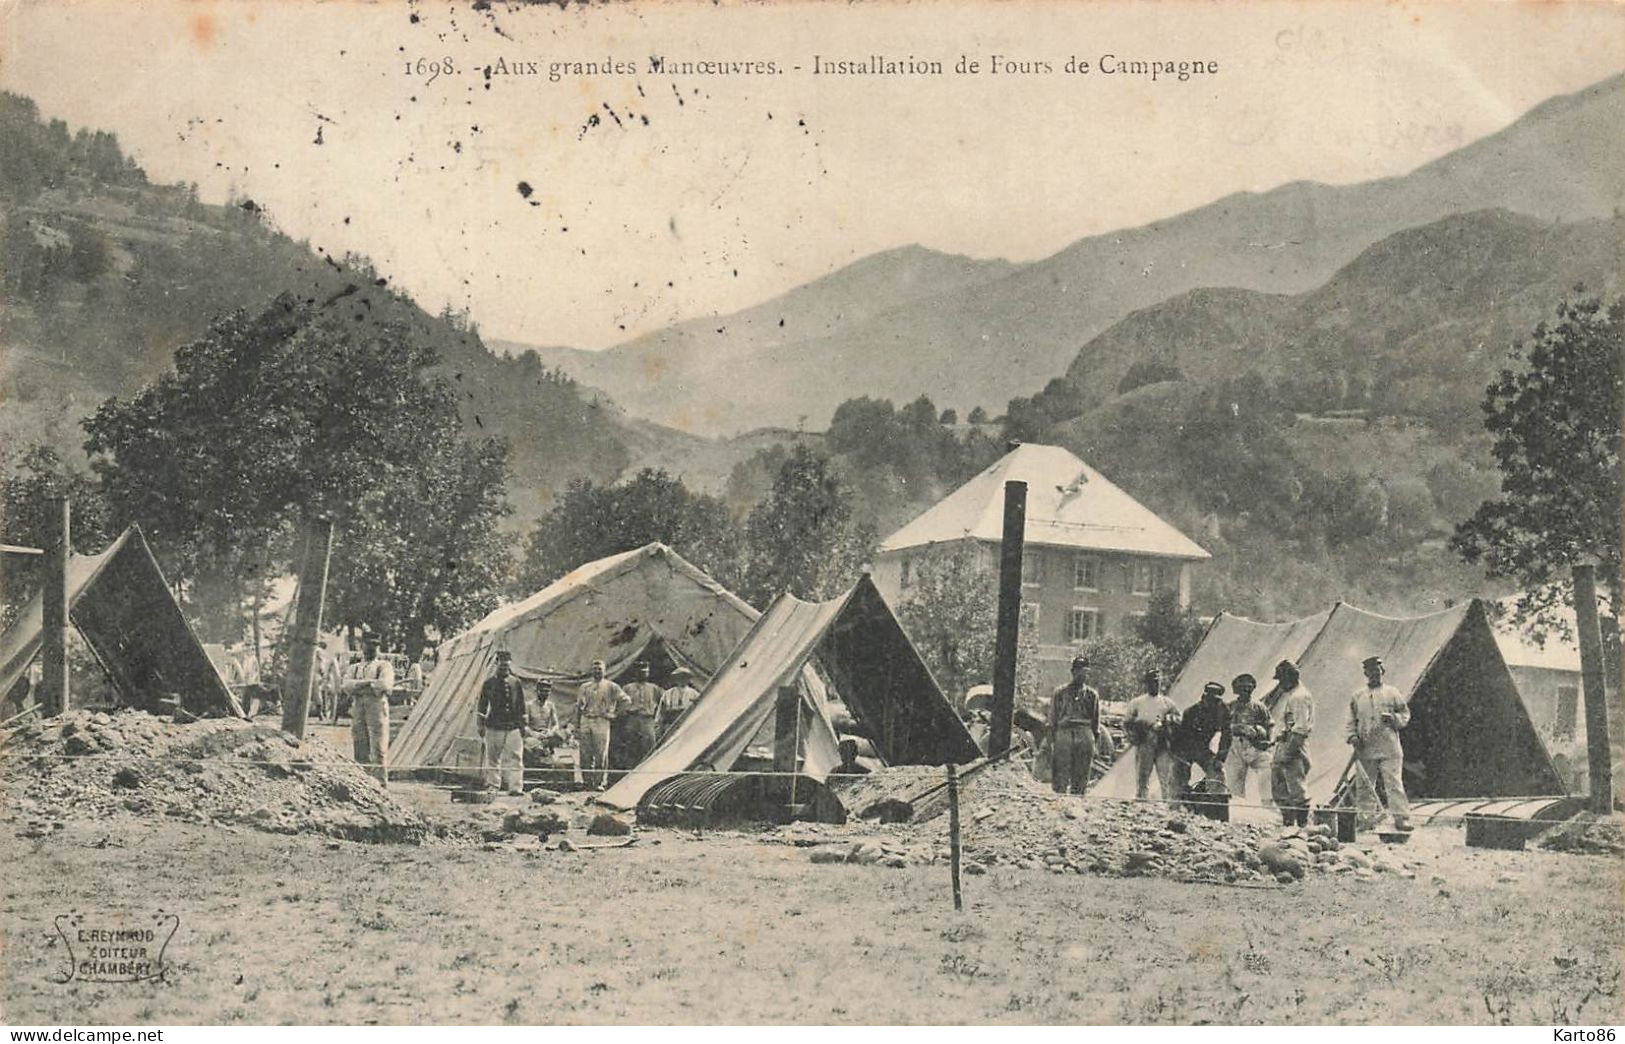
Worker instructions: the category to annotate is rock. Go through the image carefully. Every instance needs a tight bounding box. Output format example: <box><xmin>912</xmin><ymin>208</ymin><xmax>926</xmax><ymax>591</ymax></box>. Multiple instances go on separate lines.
<box><xmin>809</xmin><ymin>849</ymin><xmax>848</xmax><ymax>864</ymax></box>
<box><xmin>1124</xmin><ymin>850</ymin><xmax>1160</xmax><ymax>872</ymax></box>
<box><xmin>1257</xmin><ymin>843</ymin><xmax>1304</xmax><ymax>878</ymax></box>
<box><xmin>1275</xmin><ymin>871</ymin><xmax>1296</xmax><ymax>885</ymax></box>
<box><xmin>93</xmin><ymin>712</ymin><xmax>112</xmax><ymax>726</ymax></box>
<box><xmin>1166</xmin><ymin>818</ymin><xmax>1188</xmax><ymax>834</ymax></box>
<box><xmin>110</xmin><ymin>767</ymin><xmax>142</xmax><ymax>790</ymax></box>
<box><xmin>884</xmin><ymin>856</ymin><xmax>909</xmax><ymax>869</ymax></box>
<box><xmin>504</xmin><ymin>809</ymin><xmax>567</xmax><ymax>837</ymax></box>
<box><xmin>1343</xmin><ymin>849</ymin><xmax>1372</xmax><ymax>869</ymax></box>
<box><xmin>852</xmin><ymin>843</ymin><xmax>885</xmax><ymax>865</ymax></box>
<box><xmin>963</xmin><ymin>862</ymin><xmax>987</xmax><ymax>876</ymax></box>
<box><xmin>586</xmin><ymin>813</ymin><xmax>631</xmax><ymax>837</ymax></box>
<box><xmin>557</xmin><ymin>838</ymin><xmax>578</xmax><ymax>853</ymax></box>
<box><xmin>528</xmin><ymin>788</ymin><xmax>561</xmax><ymax>805</ymax></box>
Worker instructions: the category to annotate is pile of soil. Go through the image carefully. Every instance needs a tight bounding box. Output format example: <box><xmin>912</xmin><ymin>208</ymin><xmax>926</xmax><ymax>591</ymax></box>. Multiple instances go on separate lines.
<box><xmin>1534</xmin><ymin>811</ymin><xmax>1625</xmax><ymax>855</ymax></box>
<box><xmin>789</xmin><ymin>761</ymin><xmax>1429</xmax><ymax>885</ymax></box>
<box><xmin>2</xmin><ymin>710</ymin><xmax>436</xmax><ymax>844</ymax></box>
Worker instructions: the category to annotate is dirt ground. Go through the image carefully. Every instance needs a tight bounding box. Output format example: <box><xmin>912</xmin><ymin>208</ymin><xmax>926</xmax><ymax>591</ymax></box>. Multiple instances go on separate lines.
<box><xmin>3</xmin><ymin>773</ymin><xmax>1622</xmax><ymax>1026</ymax></box>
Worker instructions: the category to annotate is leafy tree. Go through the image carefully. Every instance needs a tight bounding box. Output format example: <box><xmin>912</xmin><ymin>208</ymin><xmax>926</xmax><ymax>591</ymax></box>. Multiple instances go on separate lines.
<box><xmin>939</xmin><ymin>408</ymin><xmax>958</xmax><ymax>426</ymax></box>
<box><xmin>896</xmin><ymin>543</ymin><xmax>1042</xmax><ymax>707</ymax></box>
<box><xmin>83</xmin><ymin>294</ymin><xmax>513</xmax><ymax>655</ymax></box>
<box><xmin>967</xmin><ymin>405</ymin><xmax>989</xmax><ymax>425</ymax></box>
<box><xmin>1452</xmin><ymin>294</ymin><xmax>1623</xmax><ymax>635</ymax></box>
<box><xmin>741</xmin><ymin>446</ymin><xmax>873</xmax><ymax>605</ymax></box>
<box><xmin>1134</xmin><ymin>587</ymin><xmax>1205</xmax><ymax>674</ymax></box>
<box><xmin>0</xmin><ymin>446</ymin><xmax>114</xmax><ymax>624</ymax></box>
<box><xmin>1075</xmin><ymin>634</ymin><xmax>1165</xmax><ymax>703</ymax></box>
<box><xmin>517</xmin><ymin>468</ymin><xmax>742</xmax><ymax>593</ymax></box>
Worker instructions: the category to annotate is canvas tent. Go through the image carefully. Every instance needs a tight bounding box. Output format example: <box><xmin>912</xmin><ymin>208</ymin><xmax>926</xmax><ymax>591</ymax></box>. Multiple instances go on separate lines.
<box><xmin>1093</xmin><ymin>599</ymin><xmax>1565</xmax><ymax>803</ymax></box>
<box><xmin>0</xmin><ymin>526</ymin><xmax>242</xmax><ymax>718</ymax></box>
<box><xmin>392</xmin><ymin>543</ymin><xmax>759</xmax><ymax>775</ymax></box>
<box><xmin>601</xmin><ymin>575</ymin><xmax>982</xmax><ymax>811</ymax></box>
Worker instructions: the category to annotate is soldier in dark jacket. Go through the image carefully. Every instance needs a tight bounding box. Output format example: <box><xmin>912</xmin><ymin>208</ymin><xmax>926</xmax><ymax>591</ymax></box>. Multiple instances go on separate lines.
<box><xmin>1048</xmin><ymin>655</ymin><xmax>1102</xmax><ymax>795</ymax></box>
<box><xmin>477</xmin><ymin>650</ymin><xmax>529</xmax><ymax>794</ymax></box>
<box><xmin>1169</xmin><ymin>681</ymin><xmax>1231</xmax><ymax>796</ymax></box>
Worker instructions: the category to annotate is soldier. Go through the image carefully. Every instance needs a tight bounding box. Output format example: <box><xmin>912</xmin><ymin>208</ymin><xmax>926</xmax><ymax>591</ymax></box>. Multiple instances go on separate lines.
<box><xmin>1048</xmin><ymin>654</ymin><xmax>1102</xmax><ymax>795</ymax></box>
<box><xmin>1347</xmin><ymin>655</ymin><xmax>1412</xmax><ymax>832</ymax></box>
<box><xmin>574</xmin><ymin>659</ymin><xmax>627</xmax><ymax>790</ymax></box>
<box><xmin>620</xmin><ymin>662</ymin><xmax>664</xmax><ymax>769</ymax></box>
<box><xmin>1169</xmin><ymin>681</ymin><xmax>1230</xmax><ymax>797</ymax></box>
<box><xmin>1270</xmin><ymin>659</ymin><xmax>1314</xmax><ymax>826</ymax></box>
<box><xmin>658</xmin><ymin>666</ymin><xmax>701</xmax><ymax>739</ymax></box>
<box><xmin>476</xmin><ymin>650</ymin><xmax>527</xmax><ymax>795</ymax></box>
<box><xmin>341</xmin><ymin>634</ymin><xmax>395</xmax><ymax>785</ymax></box>
<box><xmin>1123</xmin><ymin>667</ymin><xmax>1180</xmax><ymax>801</ymax></box>
<box><xmin>1222</xmin><ymin>673</ymin><xmax>1274</xmax><ymax>804</ymax></box>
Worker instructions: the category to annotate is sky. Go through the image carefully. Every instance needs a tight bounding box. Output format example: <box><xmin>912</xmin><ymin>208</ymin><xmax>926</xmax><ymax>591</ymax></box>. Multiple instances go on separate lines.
<box><xmin>1</xmin><ymin>0</ymin><xmax>1622</xmax><ymax>350</ymax></box>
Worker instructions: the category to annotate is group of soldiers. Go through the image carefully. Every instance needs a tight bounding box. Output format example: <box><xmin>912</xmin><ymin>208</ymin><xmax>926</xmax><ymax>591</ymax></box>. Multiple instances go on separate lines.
<box><xmin>475</xmin><ymin>653</ymin><xmax>702</xmax><ymax>794</ymax></box>
<box><xmin>1048</xmin><ymin>652</ymin><xmax>1413</xmax><ymax>830</ymax></box>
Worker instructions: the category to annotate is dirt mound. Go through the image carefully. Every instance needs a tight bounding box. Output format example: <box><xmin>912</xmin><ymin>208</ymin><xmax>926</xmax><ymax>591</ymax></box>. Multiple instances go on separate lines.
<box><xmin>1534</xmin><ymin>812</ymin><xmax>1625</xmax><ymax>856</ymax></box>
<box><xmin>790</xmin><ymin>762</ymin><xmax>1428</xmax><ymax>886</ymax></box>
<box><xmin>2</xmin><ymin>710</ymin><xmax>436</xmax><ymax>843</ymax></box>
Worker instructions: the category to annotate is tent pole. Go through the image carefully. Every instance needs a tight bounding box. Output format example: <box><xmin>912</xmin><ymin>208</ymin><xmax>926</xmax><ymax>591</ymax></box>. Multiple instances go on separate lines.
<box><xmin>989</xmin><ymin>480</ymin><xmax>1027</xmax><ymax>757</ymax></box>
<box><xmin>1573</xmin><ymin>563</ymin><xmax>1613</xmax><ymax>813</ymax></box>
<box><xmin>282</xmin><ymin>515</ymin><xmax>335</xmax><ymax>740</ymax></box>
<box><xmin>40</xmin><ymin>497</ymin><xmax>70</xmax><ymax>717</ymax></box>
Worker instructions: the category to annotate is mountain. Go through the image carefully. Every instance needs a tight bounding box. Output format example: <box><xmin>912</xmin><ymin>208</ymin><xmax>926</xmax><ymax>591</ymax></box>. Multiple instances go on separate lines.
<box><xmin>0</xmin><ymin>91</ymin><xmax>642</xmax><ymax>525</ymax></box>
<box><xmin>514</xmin><ymin>72</ymin><xmax>1625</xmax><ymax>436</ymax></box>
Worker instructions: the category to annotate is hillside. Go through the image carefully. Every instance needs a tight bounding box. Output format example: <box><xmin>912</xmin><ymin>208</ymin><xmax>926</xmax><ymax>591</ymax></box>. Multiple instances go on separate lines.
<box><xmin>0</xmin><ymin>91</ymin><xmax>638</xmax><ymax>524</ymax></box>
<box><xmin>514</xmin><ymin>72</ymin><xmax>1625</xmax><ymax>436</ymax></box>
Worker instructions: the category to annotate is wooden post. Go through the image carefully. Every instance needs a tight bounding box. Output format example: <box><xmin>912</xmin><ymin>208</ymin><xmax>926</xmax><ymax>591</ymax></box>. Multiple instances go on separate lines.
<box><xmin>39</xmin><ymin>497</ymin><xmax>70</xmax><ymax>718</ymax></box>
<box><xmin>989</xmin><ymin>480</ymin><xmax>1027</xmax><ymax>757</ymax></box>
<box><xmin>1573</xmin><ymin>563</ymin><xmax>1613</xmax><ymax>813</ymax></box>
<box><xmin>947</xmin><ymin>762</ymin><xmax>963</xmax><ymax>911</ymax></box>
<box><xmin>281</xmin><ymin>516</ymin><xmax>334</xmax><ymax>739</ymax></box>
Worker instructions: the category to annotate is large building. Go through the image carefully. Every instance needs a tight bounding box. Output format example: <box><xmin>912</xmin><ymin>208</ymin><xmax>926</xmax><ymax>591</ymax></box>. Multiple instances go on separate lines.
<box><xmin>871</xmin><ymin>443</ymin><xmax>1210</xmax><ymax>689</ymax></box>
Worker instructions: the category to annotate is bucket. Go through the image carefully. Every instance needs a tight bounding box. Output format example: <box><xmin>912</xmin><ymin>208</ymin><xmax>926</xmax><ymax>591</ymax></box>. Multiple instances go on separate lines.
<box><xmin>1315</xmin><ymin>806</ymin><xmax>1357</xmax><ymax>843</ymax></box>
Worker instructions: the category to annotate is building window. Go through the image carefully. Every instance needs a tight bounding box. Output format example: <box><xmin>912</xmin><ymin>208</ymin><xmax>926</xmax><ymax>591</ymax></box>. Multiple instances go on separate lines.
<box><xmin>1131</xmin><ymin>562</ymin><xmax>1153</xmax><ymax>595</ymax></box>
<box><xmin>1067</xmin><ymin>607</ymin><xmax>1099</xmax><ymax>643</ymax></box>
<box><xmin>1019</xmin><ymin>602</ymin><xmax>1041</xmax><ymax>633</ymax></box>
<box><xmin>1555</xmin><ymin>685</ymin><xmax>1579</xmax><ymax>740</ymax></box>
<box><xmin>1021</xmin><ymin>550</ymin><xmax>1043</xmax><ymax>587</ymax></box>
<box><xmin>1073</xmin><ymin>555</ymin><xmax>1099</xmax><ymax>591</ymax></box>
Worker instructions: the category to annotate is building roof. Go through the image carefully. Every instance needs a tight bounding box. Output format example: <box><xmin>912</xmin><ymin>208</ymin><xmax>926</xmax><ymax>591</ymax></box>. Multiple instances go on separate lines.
<box><xmin>878</xmin><ymin>442</ymin><xmax>1209</xmax><ymax>560</ymax></box>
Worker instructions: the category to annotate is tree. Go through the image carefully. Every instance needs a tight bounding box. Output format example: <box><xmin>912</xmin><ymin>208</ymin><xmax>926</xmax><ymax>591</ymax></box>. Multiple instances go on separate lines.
<box><xmin>939</xmin><ymin>408</ymin><xmax>958</xmax><ymax>426</ymax></box>
<box><xmin>967</xmin><ymin>405</ymin><xmax>989</xmax><ymax>425</ymax></box>
<box><xmin>740</xmin><ymin>446</ymin><xmax>873</xmax><ymax>605</ymax></box>
<box><xmin>1134</xmin><ymin>587</ymin><xmax>1205</xmax><ymax>675</ymax></box>
<box><xmin>896</xmin><ymin>543</ymin><xmax>1043</xmax><ymax>708</ymax></box>
<box><xmin>1452</xmin><ymin>294</ymin><xmax>1623</xmax><ymax>636</ymax></box>
<box><xmin>83</xmin><ymin>294</ymin><xmax>513</xmax><ymax>654</ymax></box>
<box><xmin>517</xmin><ymin>468</ymin><xmax>742</xmax><ymax>593</ymax></box>
<box><xmin>0</xmin><ymin>446</ymin><xmax>114</xmax><ymax>624</ymax></box>
<box><xmin>1075</xmin><ymin>634</ymin><xmax>1165</xmax><ymax>703</ymax></box>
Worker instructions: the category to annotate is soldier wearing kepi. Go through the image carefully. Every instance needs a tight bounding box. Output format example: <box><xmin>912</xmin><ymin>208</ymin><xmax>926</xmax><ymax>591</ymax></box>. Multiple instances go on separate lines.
<box><xmin>1347</xmin><ymin>655</ymin><xmax>1412</xmax><ymax>832</ymax></box>
<box><xmin>1270</xmin><ymin>659</ymin><xmax>1314</xmax><ymax>826</ymax></box>
<box><xmin>341</xmin><ymin>633</ymin><xmax>395</xmax><ymax>785</ymax></box>
<box><xmin>574</xmin><ymin>659</ymin><xmax>627</xmax><ymax>790</ymax></box>
<box><xmin>1222</xmin><ymin>673</ymin><xmax>1274</xmax><ymax>804</ymax></box>
<box><xmin>1048</xmin><ymin>654</ymin><xmax>1102</xmax><ymax>795</ymax></box>
<box><xmin>1169</xmin><ymin>681</ymin><xmax>1231</xmax><ymax>797</ymax></box>
<box><xmin>1124</xmin><ymin>667</ymin><xmax>1181</xmax><ymax>801</ymax></box>
<box><xmin>658</xmin><ymin>667</ymin><xmax>701</xmax><ymax>740</ymax></box>
<box><xmin>620</xmin><ymin>662</ymin><xmax>664</xmax><ymax>769</ymax></box>
<box><xmin>476</xmin><ymin>650</ymin><xmax>528</xmax><ymax>795</ymax></box>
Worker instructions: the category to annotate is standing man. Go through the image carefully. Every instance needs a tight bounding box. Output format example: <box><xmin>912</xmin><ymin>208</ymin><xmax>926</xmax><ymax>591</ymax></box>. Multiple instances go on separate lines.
<box><xmin>1270</xmin><ymin>659</ymin><xmax>1314</xmax><ymax>826</ymax></box>
<box><xmin>658</xmin><ymin>667</ymin><xmax>701</xmax><ymax>740</ymax></box>
<box><xmin>1124</xmin><ymin>668</ymin><xmax>1181</xmax><ymax>801</ymax></box>
<box><xmin>1170</xmin><ymin>681</ymin><xmax>1231</xmax><ymax>797</ymax></box>
<box><xmin>477</xmin><ymin>650</ymin><xmax>528</xmax><ymax>795</ymax></box>
<box><xmin>1222</xmin><ymin>673</ymin><xmax>1274</xmax><ymax>804</ymax></box>
<box><xmin>575</xmin><ymin>659</ymin><xmax>627</xmax><ymax>790</ymax></box>
<box><xmin>1347</xmin><ymin>655</ymin><xmax>1412</xmax><ymax>832</ymax></box>
<box><xmin>620</xmin><ymin>662</ymin><xmax>664</xmax><ymax>769</ymax></box>
<box><xmin>342</xmin><ymin>634</ymin><xmax>395</xmax><ymax>785</ymax></box>
<box><xmin>1048</xmin><ymin>654</ymin><xmax>1101</xmax><ymax>795</ymax></box>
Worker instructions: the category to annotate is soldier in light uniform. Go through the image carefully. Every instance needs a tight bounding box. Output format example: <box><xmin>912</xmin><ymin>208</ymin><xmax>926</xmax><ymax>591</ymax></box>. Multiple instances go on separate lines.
<box><xmin>574</xmin><ymin>659</ymin><xmax>627</xmax><ymax>790</ymax></box>
<box><xmin>1048</xmin><ymin>654</ymin><xmax>1102</xmax><ymax>795</ymax></box>
<box><xmin>341</xmin><ymin>634</ymin><xmax>395</xmax><ymax>785</ymax></box>
<box><xmin>658</xmin><ymin>666</ymin><xmax>701</xmax><ymax>740</ymax></box>
<box><xmin>1222</xmin><ymin>673</ymin><xmax>1274</xmax><ymax>804</ymax></box>
<box><xmin>620</xmin><ymin>662</ymin><xmax>664</xmax><ymax>769</ymax></box>
<box><xmin>1270</xmin><ymin>659</ymin><xmax>1314</xmax><ymax>826</ymax></box>
<box><xmin>1347</xmin><ymin>655</ymin><xmax>1412</xmax><ymax>831</ymax></box>
<box><xmin>1124</xmin><ymin>668</ymin><xmax>1181</xmax><ymax>801</ymax></box>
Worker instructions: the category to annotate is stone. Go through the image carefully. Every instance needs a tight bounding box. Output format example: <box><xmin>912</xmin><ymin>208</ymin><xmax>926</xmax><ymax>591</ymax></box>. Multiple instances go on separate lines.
<box><xmin>809</xmin><ymin>849</ymin><xmax>848</xmax><ymax>864</ymax></box>
<box><xmin>963</xmin><ymin>862</ymin><xmax>987</xmax><ymax>876</ymax></box>
<box><xmin>529</xmin><ymin>788</ymin><xmax>561</xmax><ymax>805</ymax></box>
<box><xmin>504</xmin><ymin>809</ymin><xmax>567</xmax><ymax>837</ymax></box>
<box><xmin>586</xmin><ymin>813</ymin><xmax>631</xmax><ymax>837</ymax></box>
